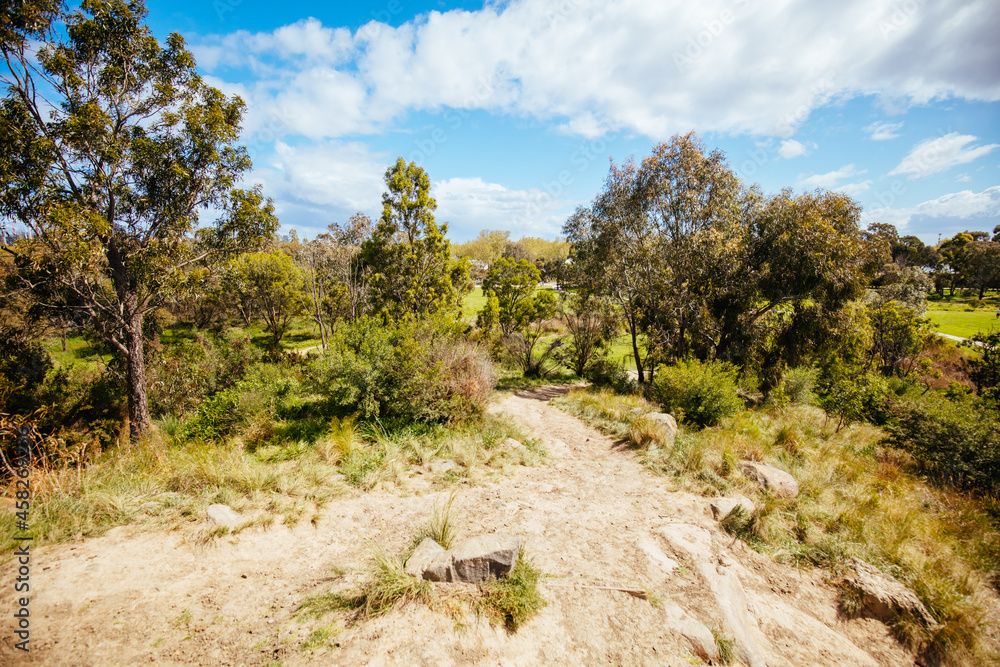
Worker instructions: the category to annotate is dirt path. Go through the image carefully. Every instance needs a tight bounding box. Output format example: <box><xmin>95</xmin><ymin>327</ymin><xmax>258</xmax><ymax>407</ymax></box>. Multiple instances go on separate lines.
<box><xmin>1</xmin><ymin>387</ymin><xmax>914</xmax><ymax>666</ymax></box>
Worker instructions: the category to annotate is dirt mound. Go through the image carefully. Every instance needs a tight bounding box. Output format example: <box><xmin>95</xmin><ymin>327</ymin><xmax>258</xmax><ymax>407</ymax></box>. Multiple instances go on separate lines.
<box><xmin>1</xmin><ymin>387</ymin><xmax>916</xmax><ymax>665</ymax></box>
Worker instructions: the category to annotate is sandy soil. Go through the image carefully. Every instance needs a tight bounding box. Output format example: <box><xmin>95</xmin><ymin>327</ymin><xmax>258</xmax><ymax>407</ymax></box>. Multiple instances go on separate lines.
<box><xmin>1</xmin><ymin>386</ymin><xmax>917</xmax><ymax>666</ymax></box>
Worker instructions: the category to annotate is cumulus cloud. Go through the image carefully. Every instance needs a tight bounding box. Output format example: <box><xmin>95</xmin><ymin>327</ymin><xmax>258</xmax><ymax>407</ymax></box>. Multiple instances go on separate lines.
<box><xmin>778</xmin><ymin>139</ymin><xmax>811</xmax><ymax>159</ymax></box>
<box><xmin>888</xmin><ymin>133</ymin><xmax>1000</xmax><ymax>179</ymax></box>
<box><xmin>864</xmin><ymin>185</ymin><xmax>1000</xmax><ymax>231</ymax></box>
<box><xmin>865</xmin><ymin>121</ymin><xmax>903</xmax><ymax>140</ymax></box>
<box><xmin>192</xmin><ymin>0</ymin><xmax>1000</xmax><ymax>141</ymax></box>
<box><xmin>434</xmin><ymin>177</ymin><xmax>572</xmax><ymax>241</ymax></box>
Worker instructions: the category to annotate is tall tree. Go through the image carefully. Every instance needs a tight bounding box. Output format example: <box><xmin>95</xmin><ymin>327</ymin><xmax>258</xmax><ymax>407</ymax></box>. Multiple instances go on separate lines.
<box><xmin>0</xmin><ymin>0</ymin><xmax>277</xmax><ymax>439</ymax></box>
<box><xmin>228</xmin><ymin>251</ymin><xmax>303</xmax><ymax>351</ymax></box>
<box><xmin>360</xmin><ymin>158</ymin><xmax>467</xmax><ymax>319</ymax></box>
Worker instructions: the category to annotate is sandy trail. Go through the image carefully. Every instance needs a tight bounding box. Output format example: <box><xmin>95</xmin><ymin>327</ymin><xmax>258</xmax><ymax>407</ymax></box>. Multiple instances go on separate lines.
<box><xmin>1</xmin><ymin>387</ymin><xmax>913</xmax><ymax>666</ymax></box>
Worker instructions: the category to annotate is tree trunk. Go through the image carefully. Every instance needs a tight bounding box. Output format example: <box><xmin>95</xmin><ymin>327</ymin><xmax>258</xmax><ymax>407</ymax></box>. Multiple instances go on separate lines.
<box><xmin>125</xmin><ymin>309</ymin><xmax>152</xmax><ymax>441</ymax></box>
<box><xmin>628</xmin><ymin>315</ymin><xmax>644</xmax><ymax>384</ymax></box>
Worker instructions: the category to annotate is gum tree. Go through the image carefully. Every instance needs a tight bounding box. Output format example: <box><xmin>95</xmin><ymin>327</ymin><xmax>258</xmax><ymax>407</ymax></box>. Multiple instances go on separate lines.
<box><xmin>0</xmin><ymin>0</ymin><xmax>277</xmax><ymax>439</ymax></box>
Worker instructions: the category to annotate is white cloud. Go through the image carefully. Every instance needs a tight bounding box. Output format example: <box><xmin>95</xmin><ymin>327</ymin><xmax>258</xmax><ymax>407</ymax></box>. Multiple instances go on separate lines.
<box><xmin>434</xmin><ymin>177</ymin><xmax>572</xmax><ymax>241</ymax></box>
<box><xmin>797</xmin><ymin>164</ymin><xmax>866</xmax><ymax>189</ymax></box>
<box><xmin>956</xmin><ymin>173</ymin><xmax>972</xmax><ymax>182</ymax></box>
<box><xmin>889</xmin><ymin>133</ymin><xmax>1000</xmax><ymax>179</ymax></box>
<box><xmin>836</xmin><ymin>180</ymin><xmax>873</xmax><ymax>196</ymax></box>
<box><xmin>193</xmin><ymin>0</ymin><xmax>1000</xmax><ymax>141</ymax></box>
<box><xmin>865</xmin><ymin>121</ymin><xmax>903</xmax><ymax>140</ymax></box>
<box><xmin>864</xmin><ymin>185</ymin><xmax>1000</xmax><ymax>230</ymax></box>
<box><xmin>778</xmin><ymin>139</ymin><xmax>810</xmax><ymax>159</ymax></box>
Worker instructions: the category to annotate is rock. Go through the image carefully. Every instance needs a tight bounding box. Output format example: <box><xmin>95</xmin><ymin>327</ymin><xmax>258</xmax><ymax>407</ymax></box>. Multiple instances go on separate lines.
<box><xmin>449</xmin><ymin>534</ymin><xmax>521</xmax><ymax>583</ymax></box>
<box><xmin>638</xmin><ymin>538</ymin><xmax>679</xmax><ymax>574</ymax></box>
<box><xmin>844</xmin><ymin>558</ymin><xmax>938</xmax><ymax>629</ymax></box>
<box><xmin>405</xmin><ymin>538</ymin><xmax>455</xmax><ymax>582</ymax></box>
<box><xmin>330</xmin><ymin>473</ymin><xmax>347</xmax><ymax>483</ymax></box>
<box><xmin>740</xmin><ymin>461</ymin><xmax>799</xmax><ymax>498</ymax></box>
<box><xmin>710</xmin><ymin>495</ymin><xmax>755</xmax><ymax>521</ymax></box>
<box><xmin>500</xmin><ymin>437</ymin><xmax>525</xmax><ymax>450</ymax></box>
<box><xmin>646</xmin><ymin>412</ymin><xmax>677</xmax><ymax>446</ymax></box>
<box><xmin>630</xmin><ymin>407</ymin><xmax>643</xmax><ymax>415</ymax></box>
<box><xmin>430</xmin><ymin>459</ymin><xmax>459</xmax><ymax>474</ymax></box>
<box><xmin>139</xmin><ymin>501</ymin><xmax>161</xmax><ymax>512</ymax></box>
<box><xmin>206</xmin><ymin>504</ymin><xmax>242</xmax><ymax>531</ymax></box>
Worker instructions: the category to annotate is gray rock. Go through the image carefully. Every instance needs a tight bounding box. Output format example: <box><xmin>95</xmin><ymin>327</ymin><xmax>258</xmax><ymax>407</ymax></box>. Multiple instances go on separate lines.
<box><xmin>430</xmin><ymin>459</ymin><xmax>459</xmax><ymax>474</ymax></box>
<box><xmin>844</xmin><ymin>558</ymin><xmax>938</xmax><ymax>629</ymax></box>
<box><xmin>740</xmin><ymin>461</ymin><xmax>799</xmax><ymax>498</ymax></box>
<box><xmin>710</xmin><ymin>495</ymin><xmax>756</xmax><ymax>521</ymax></box>
<box><xmin>206</xmin><ymin>504</ymin><xmax>242</xmax><ymax>531</ymax></box>
<box><xmin>139</xmin><ymin>501</ymin><xmax>161</xmax><ymax>512</ymax></box>
<box><xmin>450</xmin><ymin>534</ymin><xmax>521</xmax><ymax>583</ymax></box>
<box><xmin>647</xmin><ymin>412</ymin><xmax>677</xmax><ymax>445</ymax></box>
<box><xmin>405</xmin><ymin>538</ymin><xmax>455</xmax><ymax>582</ymax></box>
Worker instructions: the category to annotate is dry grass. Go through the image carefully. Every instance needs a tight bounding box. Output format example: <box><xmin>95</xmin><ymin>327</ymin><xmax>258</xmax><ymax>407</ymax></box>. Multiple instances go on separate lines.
<box><xmin>0</xmin><ymin>412</ymin><xmax>543</xmax><ymax>557</ymax></box>
<box><xmin>555</xmin><ymin>387</ymin><xmax>1000</xmax><ymax>664</ymax></box>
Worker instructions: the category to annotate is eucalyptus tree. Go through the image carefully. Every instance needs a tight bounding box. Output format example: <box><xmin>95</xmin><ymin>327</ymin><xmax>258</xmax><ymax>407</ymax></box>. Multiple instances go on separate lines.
<box><xmin>0</xmin><ymin>0</ymin><xmax>277</xmax><ymax>438</ymax></box>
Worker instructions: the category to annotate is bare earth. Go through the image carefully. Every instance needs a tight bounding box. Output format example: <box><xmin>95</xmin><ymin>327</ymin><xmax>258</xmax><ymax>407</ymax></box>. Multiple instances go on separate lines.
<box><xmin>1</xmin><ymin>387</ymin><xmax>917</xmax><ymax>666</ymax></box>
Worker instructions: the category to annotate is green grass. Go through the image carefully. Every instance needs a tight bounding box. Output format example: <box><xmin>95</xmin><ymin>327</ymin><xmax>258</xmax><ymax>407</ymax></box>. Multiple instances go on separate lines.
<box><xmin>926</xmin><ymin>307</ymin><xmax>1000</xmax><ymax>339</ymax></box>
<box><xmin>554</xmin><ymin>387</ymin><xmax>1000</xmax><ymax>664</ymax></box>
<box><xmin>475</xmin><ymin>548</ymin><xmax>546</xmax><ymax>633</ymax></box>
<box><xmin>462</xmin><ymin>285</ymin><xmax>488</xmax><ymax>323</ymax></box>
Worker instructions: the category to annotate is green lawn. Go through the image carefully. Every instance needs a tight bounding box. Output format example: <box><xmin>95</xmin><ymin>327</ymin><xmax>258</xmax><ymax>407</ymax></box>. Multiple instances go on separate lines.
<box><xmin>925</xmin><ymin>294</ymin><xmax>1000</xmax><ymax>339</ymax></box>
<box><xmin>462</xmin><ymin>285</ymin><xmax>487</xmax><ymax>323</ymax></box>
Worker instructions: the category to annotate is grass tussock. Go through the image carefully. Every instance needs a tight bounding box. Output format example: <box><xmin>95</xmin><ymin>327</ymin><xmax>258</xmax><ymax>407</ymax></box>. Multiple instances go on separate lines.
<box><xmin>294</xmin><ymin>506</ymin><xmax>545</xmax><ymax>645</ymax></box>
<box><xmin>1</xmin><ymin>411</ymin><xmax>541</xmax><ymax>556</ymax></box>
<box><xmin>475</xmin><ymin>548</ymin><xmax>546</xmax><ymax>633</ymax></box>
<box><xmin>554</xmin><ymin>386</ymin><xmax>1000</xmax><ymax>665</ymax></box>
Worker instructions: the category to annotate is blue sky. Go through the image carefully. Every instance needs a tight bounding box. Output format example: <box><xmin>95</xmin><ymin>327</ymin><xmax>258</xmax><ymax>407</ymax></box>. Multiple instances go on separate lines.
<box><xmin>144</xmin><ymin>0</ymin><xmax>1000</xmax><ymax>244</ymax></box>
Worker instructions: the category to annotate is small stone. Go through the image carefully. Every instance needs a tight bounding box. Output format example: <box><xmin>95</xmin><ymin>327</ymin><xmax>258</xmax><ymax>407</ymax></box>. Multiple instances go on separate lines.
<box><xmin>450</xmin><ymin>534</ymin><xmax>521</xmax><ymax>583</ymax></box>
<box><xmin>739</xmin><ymin>461</ymin><xmax>799</xmax><ymax>498</ymax></box>
<box><xmin>500</xmin><ymin>437</ymin><xmax>525</xmax><ymax>450</ymax></box>
<box><xmin>330</xmin><ymin>474</ymin><xmax>347</xmax><ymax>483</ymax></box>
<box><xmin>709</xmin><ymin>495</ymin><xmax>756</xmax><ymax>521</ymax></box>
<box><xmin>139</xmin><ymin>501</ymin><xmax>161</xmax><ymax>512</ymax></box>
<box><xmin>430</xmin><ymin>459</ymin><xmax>459</xmax><ymax>474</ymax></box>
<box><xmin>206</xmin><ymin>504</ymin><xmax>242</xmax><ymax>531</ymax></box>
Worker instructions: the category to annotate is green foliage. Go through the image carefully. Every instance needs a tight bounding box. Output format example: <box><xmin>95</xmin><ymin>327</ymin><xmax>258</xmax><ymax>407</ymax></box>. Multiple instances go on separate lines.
<box><xmin>502</xmin><ymin>289</ymin><xmax>561</xmax><ymax>378</ymax></box>
<box><xmin>481</xmin><ymin>256</ymin><xmax>541</xmax><ymax>336</ymax></box>
<box><xmin>820</xmin><ymin>372</ymin><xmax>891</xmax><ymax>431</ymax></box>
<box><xmin>0</xmin><ymin>0</ymin><xmax>277</xmax><ymax>437</ymax></box>
<box><xmin>146</xmin><ymin>331</ymin><xmax>262</xmax><ymax>417</ymax></box>
<box><xmin>778</xmin><ymin>366</ymin><xmax>818</xmax><ymax>405</ymax></box>
<box><xmin>558</xmin><ymin>293</ymin><xmax>619</xmax><ymax>377</ymax></box>
<box><xmin>361</xmin><ymin>159</ymin><xmax>467</xmax><ymax>319</ymax></box>
<box><xmin>886</xmin><ymin>392</ymin><xmax>1000</xmax><ymax>491</ymax></box>
<box><xmin>584</xmin><ymin>359</ymin><xmax>636</xmax><ymax>395</ymax></box>
<box><xmin>653</xmin><ymin>358</ymin><xmax>742</xmax><ymax>427</ymax></box>
<box><xmin>964</xmin><ymin>330</ymin><xmax>1000</xmax><ymax>404</ymax></box>
<box><xmin>184</xmin><ymin>364</ymin><xmax>300</xmax><ymax>441</ymax></box>
<box><xmin>476</xmin><ymin>549</ymin><xmax>546</xmax><ymax>633</ymax></box>
<box><xmin>308</xmin><ymin>316</ymin><xmax>496</xmax><ymax>423</ymax></box>
<box><xmin>474</xmin><ymin>289</ymin><xmax>502</xmax><ymax>358</ymax></box>
<box><xmin>867</xmin><ymin>299</ymin><xmax>931</xmax><ymax>378</ymax></box>
<box><xmin>225</xmin><ymin>252</ymin><xmax>305</xmax><ymax>350</ymax></box>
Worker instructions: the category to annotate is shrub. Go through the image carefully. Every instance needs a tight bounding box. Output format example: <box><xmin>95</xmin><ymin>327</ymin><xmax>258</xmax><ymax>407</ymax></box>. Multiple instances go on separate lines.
<box><xmin>820</xmin><ymin>372</ymin><xmax>892</xmax><ymax>431</ymax></box>
<box><xmin>653</xmin><ymin>358</ymin><xmax>742</xmax><ymax>428</ymax></box>
<box><xmin>584</xmin><ymin>359</ymin><xmax>636</xmax><ymax>395</ymax></box>
<box><xmin>184</xmin><ymin>363</ymin><xmax>299</xmax><ymax>441</ymax></box>
<box><xmin>308</xmin><ymin>317</ymin><xmax>496</xmax><ymax>424</ymax></box>
<box><xmin>780</xmin><ymin>366</ymin><xmax>818</xmax><ymax>405</ymax></box>
<box><xmin>885</xmin><ymin>393</ymin><xmax>1000</xmax><ymax>492</ymax></box>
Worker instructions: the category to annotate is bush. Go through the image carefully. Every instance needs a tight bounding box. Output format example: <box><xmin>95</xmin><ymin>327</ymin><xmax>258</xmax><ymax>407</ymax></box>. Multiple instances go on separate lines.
<box><xmin>885</xmin><ymin>392</ymin><xmax>1000</xmax><ymax>492</ymax></box>
<box><xmin>653</xmin><ymin>358</ymin><xmax>742</xmax><ymax>428</ymax></box>
<box><xmin>819</xmin><ymin>372</ymin><xmax>892</xmax><ymax>430</ymax></box>
<box><xmin>184</xmin><ymin>363</ymin><xmax>299</xmax><ymax>441</ymax></box>
<box><xmin>147</xmin><ymin>331</ymin><xmax>262</xmax><ymax>417</ymax></box>
<box><xmin>780</xmin><ymin>366</ymin><xmax>818</xmax><ymax>405</ymax></box>
<box><xmin>584</xmin><ymin>359</ymin><xmax>636</xmax><ymax>395</ymax></box>
<box><xmin>308</xmin><ymin>317</ymin><xmax>496</xmax><ymax>424</ymax></box>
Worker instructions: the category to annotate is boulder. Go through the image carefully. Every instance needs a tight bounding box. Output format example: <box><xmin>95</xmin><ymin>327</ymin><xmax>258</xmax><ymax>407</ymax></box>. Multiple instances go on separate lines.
<box><xmin>206</xmin><ymin>504</ymin><xmax>242</xmax><ymax>531</ymax></box>
<box><xmin>843</xmin><ymin>558</ymin><xmax>938</xmax><ymax>629</ymax></box>
<box><xmin>710</xmin><ymin>495</ymin><xmax>756</xmax><ymax>521</ymax></box>
<box><xmin>740</xmin><ymin>461</ymin><xmax>798</xmax><ymax>498</ymax></box>
<box><xmin>405</xmin><ymin>538</ymin><xmax>455</xmax><ymax>582</ymax></box>
<box><xmin>430</xmin><ymin>459</ymin><xmax>459</xmax><ymax>474</ymax></box>
<box><xmin>450</xmin><ymin>534</ymin><xmax>521</xmax><ymax>583</ymax></box>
